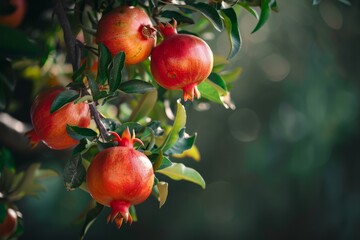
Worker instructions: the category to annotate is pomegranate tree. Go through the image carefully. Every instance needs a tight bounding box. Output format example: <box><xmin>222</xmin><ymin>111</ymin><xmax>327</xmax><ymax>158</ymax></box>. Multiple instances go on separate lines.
<box><xmin>86</xmin><ymin>128</ymin><xmax>154</xmax><ymax>228</ymax></box>
<box><xmin>150</xmin><ymin>20</ymin><xmax>213</xmax><ymax>101</ymax></box>
<box><xmin>96</xmin><ymin>6</ymin><xmax>156</xmax><ymax>65</ymax></box>
<box><xmin>26</xmin><ymin>87</ymin><xmax>91</xmax><ymax>150</ymax></box>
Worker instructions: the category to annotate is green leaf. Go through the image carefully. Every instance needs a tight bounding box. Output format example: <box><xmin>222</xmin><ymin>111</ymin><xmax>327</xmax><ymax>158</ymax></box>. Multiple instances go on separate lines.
<box><xmin>0</xmin><ymin>59</ymin><xmax>16</xmax><ymax>91</ymax></box>
<box><xmin>221</xmin><ymin>8</ymin><xmax>241</xmax><ymax>60</ymax></box>
<box><xmin>50</xmin><ymin>89</ymin><xmax>79</xmax><ymax>113</ymax></box>
<box><xmin>157</xmin><ymin>181</ymin><xmax>168</xmax><ymax>208</ymax></box>
<box><xmin>109</xmin><ymin>51</ymin><xmax>125</xmax><ymax>93</ymax></box>
<box><xmin>80</xmin><ymin>201</ymin><xmax>104</xmax><ymax>240</ymax></box>
<box><xmin>165</xmin><ymin>130</ymin><xmax>197</xmax><ymax>155</ymax></box>
<box><xmin>0</xmin><ymin>203</ymin><xmax>6</xmax><ymax>223</ymax></box>
<box><xmin>97</xmin><ymin>43</ymin><xmax>111</xmax><ymax>85</ymax></box>
<box><xmin>198</xmin><ymin>80</ymin><xmax>223</xmax><ymax>104</ymax></box>
<box><xmin>159</xmin><ymin>101</ymin><xmax>186</xmax><ymax>152</ymax></box>
<box><xmin>66</xmin><ymin>125</ymin><xmax>97</xmax><ymax>141</ymax></box>
<box><xmin>0</xmin><ymin>26</ymin><xmax>42</xmax><ymax>58</ymax></box>
<box><xmin>156</xmin><ymin>163</ymin><xmax>206</xmax><ymax>189</ymax></box>
<box><xmin>178</xmin><ymin>2</ymin><xmax>224</xmax><ymax>32</ymax></box>
<box><xmin>221</xmin><ymin>67</ymin><xmax>242</xmax><ymax>84</ymax></box>
<box><xmin>119</xmin><ymin>80</ymin><xmax>155</xmax><ymax>94</ymax></box>
<box><xmin>160</xmin><ymin>10</ymin><xmax>194</xmax><ymax>24</ymax></box>
<box><xmin>270</xmin><ymin>0</ymin><xmax>279</xmax><ymax>11</ymax></box>
<box><xmin>64</xmin><ymin>155</ymin><xmax>86</xmax><ymax>191</ymax></box>
<box><xmin>129</xmin><ymin>205</ymin><xmax>138</xmax><ymax>222</ymax></box>
<box><xmin>73</xmin><ymin>63</ymin><xmax>86</xmax><ymax>83</ymax></box>
<box><xmin>0</xmin><ymin>147</ymin><xmax>15</xmax><ymax>172</ymax></box>
<box><xmin>238</xmin><ymin>2</ymin><xmax>259</xmax><ymax>19</ymax></box>
<box><xmin>207</xmin><ymin>72</ymin><xmax>228</xmax><ymax>95</ymax></box>
<box><xmin>252</xmin><ymin>0</ymin><xmax>271</xmax><ymax>33</ymax></box>
<box><xmin>86</xmin><ymin>74</ymin><xmax>100</xmax><ymax>101</ymax></box>
<box><xmin>128</xmin><ymin>89</ymin><xmax>157</xmax><ymax>122</ymax></box>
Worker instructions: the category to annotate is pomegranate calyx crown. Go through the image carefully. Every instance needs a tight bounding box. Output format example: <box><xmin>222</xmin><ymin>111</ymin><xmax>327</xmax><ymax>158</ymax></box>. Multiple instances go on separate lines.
<box><xmin>109</xmin><ymin>128</ymin><xmax>143</xmax><ymax>148</ymax></box>
<box><xmin>141</xmin><ymin>25</ymin><xmax>157</xmax><ymax>39</ymax></box>
<box><xmin>157</xmin><ymin>19</ymin><xmax>177</xmax><ymax>38</ymax></box>
<box><xmin>107</xmin><ymin>200</ymin><xmax>132</xmax><ymax>228</ymax></box>
<box><xmin>25</xmin><ymin>129</ymin><xmax>40</xmax><ymax>149</ymax></box>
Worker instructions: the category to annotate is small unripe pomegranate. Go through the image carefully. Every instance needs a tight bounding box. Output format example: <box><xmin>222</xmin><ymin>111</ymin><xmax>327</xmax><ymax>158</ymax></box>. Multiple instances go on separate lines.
<box><xmin>96</xmin><ymin>6</ymin><xmax>156</xmax><ymax>65</ymax></box>
<box><xmin>26</xmin><ymin>87</ymin><xmax>91</xmax><ymax>150</ymax></box>
<box><xmin>150</xmin><ymin>20</ymin><xmax>213</xmax><ymax>101</ymax></box>
<box><xmin>0</xmin><ymin>0</ymin><xmax>26</xmax><ymax>28</ymax></box>
<box><xmin>0</xmin><ymin>208</ymin><xmax>17</xmax><ymax>239</ymax></box>
<box><xmin>86</xmin><ymin>128</ymin><xmax>154</xmax><ymax>228</ymax></box>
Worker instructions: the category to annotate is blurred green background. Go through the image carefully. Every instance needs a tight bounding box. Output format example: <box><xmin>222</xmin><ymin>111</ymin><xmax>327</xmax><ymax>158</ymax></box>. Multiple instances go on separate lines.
<box><xmin>2</xmin><ymin>0</ymin><xmax>360</xmax><ymax>239</ymax></box>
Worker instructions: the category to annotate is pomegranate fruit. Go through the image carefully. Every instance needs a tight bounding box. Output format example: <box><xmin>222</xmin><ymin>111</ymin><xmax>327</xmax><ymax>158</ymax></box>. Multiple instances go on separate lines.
<box><xmin>86</xmin><ymin>128</ymin><xmax>154</xmax><ymax>228</ymax></box>
<box><xmin>0</xmin><ymin>0</ymin><xmax>26</xmax><ymax>28</ymax></box>
<box><xmin>96</xmin><ymin>6</ymin><xmax>156</xmax><ymax>65</ymax></box>
<box><xmin>0</xmin><ymin>208</ymin><xmax>17</xmax><ymax>239</ymax></box>
<box><xmin>26</xmin><ymin>87</ymin><xmax>91</xmax><ymax>150</ymax></box>
<box><xmin>150</xmin><ymin>20</ymin><xmax>213</xmax><ymax>101</ymax></box>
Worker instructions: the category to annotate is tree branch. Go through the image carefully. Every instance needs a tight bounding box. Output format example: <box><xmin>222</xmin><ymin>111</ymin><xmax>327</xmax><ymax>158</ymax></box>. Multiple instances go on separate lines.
<box><xmin>54</xmin><ymin>0</ymin><xmax>110</xmax><ymax>141</ymax></box>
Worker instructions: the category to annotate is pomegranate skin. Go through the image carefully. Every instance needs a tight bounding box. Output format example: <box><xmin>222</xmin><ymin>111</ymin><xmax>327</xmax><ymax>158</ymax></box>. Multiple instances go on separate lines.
<box><xmin>0</xmin><ymin>208</ymin><xmax>17</xmax><ymax>239</ymax></box>
<box><xmin>29</xmin><ymin>88</ymin><xmax>90</xmax><ymax>150</ymax></box>
<box><xmin>0</xmin><ymin>0</ymin><xmax>26</xmax><ymax>28</ymax></box>
<box><xmin>86</xmin><ymin>146</ymin><xmax>154</xmax><ymax>206</ymax></box>
<box><xmin>96</xmin><ymin>6</ymin><xmax>156</xmax><ymax>65</ymax></box>
<box><xmin>86</xmin><ymin>129</ymin><xmax>154</xmax><ymax>227</ymax></box>
<box><xmin>150</xmin><ymin>21</ymin><xmax>213</xmax><ymax>101</ymax></box>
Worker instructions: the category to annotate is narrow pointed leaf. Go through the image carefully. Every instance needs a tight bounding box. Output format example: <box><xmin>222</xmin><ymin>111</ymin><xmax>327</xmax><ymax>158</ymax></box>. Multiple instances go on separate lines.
<box><xmin>109</xmin><ymin>51</ymin><xmax>125</xmax><ymax>92</ymax></box>
<box><xmin>159</xmin><ymin>101</ymin><xmax>186</xmax><ymax>152</ymax></box>
<box><xmin>166</xmin><ymin>131</ymin><xmax>197</xmax><ymax>155</ymax></box>
<box><xmin>66</xmin><ymin>125</ymin><xmax>97</xmax><ymax>141</ymax></box>
<box><xmin>128</xmin><ymin>89</ymin><xmax>157</xmax><ymax>122</ymax></box>
<box><xmin>178</xmin><ymin>2</ymin><xmax>224</xmax><ymax>31</ymax></box>
<box><xmin>80</xmin><ymin>201</ymin><xmax>104</xmax><ymax>240</ymax></box>
<box><xmin>238</xmin><ymin>2</ymin><xmax>259</xmax><ymax>19</ymax></box>
<box><xmin>156</xmin><ymin>163</ymin><xmax>206</xmax><ymax>189</ymax></box>
<box><xmin>221</xmin><ymin>8</ymin><xmax>241</xmax><ymax>60</ymax></box>
<box><xmin>97</xmin><ymin>43</ymin><xmax>111</xmax><ymax>85</ymax></box>
<box><xmin>207</xmin><ymin>72</ymin><xmax>228</xmax><ymax>95</ymax></box>
<box><xmin>119</xmin><ymin>80</ymin><xmax>155</xmax><ymax>94</ymax></box>
<box><xmin>252</xmin><ymin>0</ymin><xmax>271</xmax><ymax>33</ymax></box>
<box><xmin>50</xmin><ymin>89</ymin><xmax>79</xmax><ymax>113</ymax></box>
<box><xmin>157</xmin><ymin>181</ymin><xmax>169</xmax><ymax>208</ymax></box>
<box><xmin>160</xmin><ymin>10</ymin><xmax>194</xmax><ymax>24</ymax></box>
<box><xmin>73</xmin><ymin>63</ymin><xmax>86</xmax><ymax>83</ymax></box>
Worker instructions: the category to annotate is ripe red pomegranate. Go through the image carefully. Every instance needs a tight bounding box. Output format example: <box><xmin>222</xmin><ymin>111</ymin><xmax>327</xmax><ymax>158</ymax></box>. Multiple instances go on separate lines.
<box><xmin>0</xmin><ymin>208</ymin><xmax>17</xmax><ymax>239</ymax></box>
<box><xmin>150</xmin><ymin>20</ymin><xmax>213</xmax><ymax>101</ymax></box>
<box><xmin>0</xmin><ymin>0</ymin><xmax>26</xmax><ymax>28</ymax></box>
<box><xmin>26</xmin><ymin>87</ymin><xmax>91</xmax><ymax>150</ymax></box>
<box><xmin>86</xmin><ymin>128</ymin><xmax>154</xmax><ymax>228</ymax></box>
<box><xmin>96</xmin><ymin>6</ymin><xmax>156</xmax><ymax>65</ymax></box>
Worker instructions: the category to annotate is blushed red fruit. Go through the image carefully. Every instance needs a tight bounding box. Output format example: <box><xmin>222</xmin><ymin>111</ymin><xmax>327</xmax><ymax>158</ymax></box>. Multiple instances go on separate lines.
<box><xmin>0</xmin><ymin>0</ymin><xmax>26</xmax><ymax>28</ymax></box>
<box><xmin>26</xmin><ymin>87</ymin><xmax>91</xmax><ymax>150</ymax></box>
<box><xmin>0</xmin><ymin>208</ymin><xmax>17</xmax><ymax>239</ymax></box>
<box><xmin>96</xmin><ymin>6</ymin><xmax>156</xmax><ymax>65</ymax></box>
<box><xmin>150</xmin><ymin>20</ymin><xmax>213</xmax><ymax>101</ymax></box>
<box><xmin>86</xmin><ymin>128</ymin><xmax>154</xmax><ymax>228</ymax></box>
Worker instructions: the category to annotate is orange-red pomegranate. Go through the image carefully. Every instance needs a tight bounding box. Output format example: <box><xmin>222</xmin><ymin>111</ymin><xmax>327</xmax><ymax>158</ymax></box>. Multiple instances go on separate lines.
<box><xmin>86</xmin><ymin>128</ymin><xmax>154</xmax><ymax>228</ymax></box>
<box><xmin>96</xmin><ymin>6</ymin><xmax>156</xmax><ymax>65</ymax></box>
<box><xmin>150</xmin><ymin>20</ymin><xmax>213</xmax><ymax>101</ymax></box>
<box><xmin>0</xmin><ymin>0</ymin><xmax>26</xmax><ymax>28</ymax></box>
<box><xmin>0</xmin><ymin>208</ymin><xmax>17</xmax><ymax>239</ymax></box>
<box><xmin>26</xmin><ymin>87</ymin><xmax>91</xmax><ymax>150</ymax></box>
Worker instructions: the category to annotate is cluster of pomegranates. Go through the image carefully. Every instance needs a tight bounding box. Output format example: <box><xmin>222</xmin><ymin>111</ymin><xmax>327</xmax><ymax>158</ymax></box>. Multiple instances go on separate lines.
<box><xmin>26</xmin><ymin>4</ymin><xmax>212</xmax><ymax>228</ymax></box>
<box><xmin>96</xmin><ymin>5</ymin><xmax>214</xmax><ymax>101</ymax></box>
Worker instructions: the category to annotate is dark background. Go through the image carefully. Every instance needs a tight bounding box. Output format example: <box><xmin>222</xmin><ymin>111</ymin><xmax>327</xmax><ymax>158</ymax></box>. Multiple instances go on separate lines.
<box><xmin>1</xmin><ymin>0</ymin><xmax>360</xmax><ymax>239</ymax></box>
